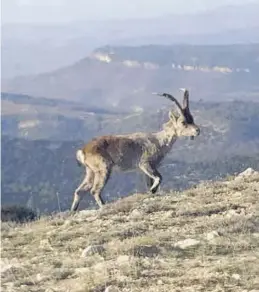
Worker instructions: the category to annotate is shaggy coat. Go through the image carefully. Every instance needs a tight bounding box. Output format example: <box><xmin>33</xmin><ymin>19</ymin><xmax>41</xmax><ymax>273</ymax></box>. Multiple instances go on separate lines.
<box><xmin>71</xmin><ymin>89</ymin><xmax>200</xmax><ymax>211</ymax></box>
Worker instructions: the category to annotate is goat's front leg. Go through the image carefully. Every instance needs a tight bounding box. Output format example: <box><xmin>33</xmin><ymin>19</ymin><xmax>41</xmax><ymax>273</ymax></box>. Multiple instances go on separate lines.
<box><xmin>145</xmin><ymin>175</ymin><xmax>153</xmax><ymax>190</ymax></box>
<box><xmin>139</xmin><ymin>162</ymin><xmax>162</xmax><ymax>194</ymax></box>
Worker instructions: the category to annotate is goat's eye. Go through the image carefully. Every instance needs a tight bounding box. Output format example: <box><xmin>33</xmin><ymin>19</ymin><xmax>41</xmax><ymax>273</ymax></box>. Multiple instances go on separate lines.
<box><xmin>182</xmin><ymin>121</ymin><xmax>187</xmax><ymax>126</ymax></box>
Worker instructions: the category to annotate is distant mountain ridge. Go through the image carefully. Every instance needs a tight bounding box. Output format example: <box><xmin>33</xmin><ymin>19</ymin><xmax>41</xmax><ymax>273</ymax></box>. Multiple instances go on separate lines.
<box><xmin>2</xmin><ymin>44</ymin><xmax>259</xmax><ymax>108</ymax></box>
<box><xmin>2</xmin><ymin>2</ymin><xmax>259</xmax><ymax>78</ymax></box>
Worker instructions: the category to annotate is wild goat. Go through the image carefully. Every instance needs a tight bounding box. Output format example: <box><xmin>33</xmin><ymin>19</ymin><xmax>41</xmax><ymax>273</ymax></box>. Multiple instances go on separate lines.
<box><xmin>71</xmin><ymin>89</ymin><xmax>200</xmax><ymax>211</ymax></box>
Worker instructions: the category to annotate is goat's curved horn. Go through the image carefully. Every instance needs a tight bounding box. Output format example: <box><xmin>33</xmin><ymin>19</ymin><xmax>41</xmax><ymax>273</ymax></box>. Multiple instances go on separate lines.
<box><xmin>179</xmin><ymin>88</ymin><xmax>189</xmax><ymax>110</ymax></box>
<box><xmin>152</xmin><ymin>92</ymin><xmax>184</xmax><ymax>115</ymax></box>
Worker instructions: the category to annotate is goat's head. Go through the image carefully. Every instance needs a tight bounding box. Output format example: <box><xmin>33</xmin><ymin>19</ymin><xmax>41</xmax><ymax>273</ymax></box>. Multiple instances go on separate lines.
<box><xmin>153</xmin><ymin>89</ymin><xmax>200</xmax><ymax>139</ymax></box>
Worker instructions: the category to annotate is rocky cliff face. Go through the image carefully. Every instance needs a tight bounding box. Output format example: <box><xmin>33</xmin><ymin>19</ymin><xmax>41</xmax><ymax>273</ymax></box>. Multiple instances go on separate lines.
<box><xmin>91</xmin><ymin>51</ymin><xmax>251</xmax><ymax>74</ymax></box>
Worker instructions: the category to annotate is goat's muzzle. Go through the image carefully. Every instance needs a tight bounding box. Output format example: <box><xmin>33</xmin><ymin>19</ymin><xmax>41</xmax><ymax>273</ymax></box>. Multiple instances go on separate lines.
<box><xmin>190</xmin><ymin>127</ymin><xmax>200</xmax><ymax>140</ymax></box>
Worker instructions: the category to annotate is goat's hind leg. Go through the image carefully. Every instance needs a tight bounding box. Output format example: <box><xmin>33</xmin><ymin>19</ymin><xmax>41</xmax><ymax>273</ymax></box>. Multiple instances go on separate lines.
<box><xmin>90</xmin><ymin>164</ymin><xmax>112</xmax><ymax>209</ymax></box>
<box><xmin>71</xmin><ymin>168</ymin><xmax>94</xmax><ymax>211</ymax></box>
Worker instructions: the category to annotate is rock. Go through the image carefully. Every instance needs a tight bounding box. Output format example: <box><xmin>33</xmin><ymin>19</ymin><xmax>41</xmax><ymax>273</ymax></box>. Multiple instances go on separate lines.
<box><xmin>206</xmin><ymin>231</ymin><xmax>220</xmax><ymax>241</ymax></box>
<box><xmin>143</xmin><ymin>198</ymin><xmax>151</xmax><ymax>203</ymax></box>
<box><xmin>63</xmin><ymin>220</ymin><xmax>73</xmax><ymax>227</ymax></box>
<box><xmin>174</xmin><ymin>238</ymin><xmax>200</xmax><ymax>249</ymax></box>
<box><xmin>78</xmin><ymin>210</ymin><xmax>97</xmax><ymax>218</ymax></box>
<box><xmin>157</xmin><ymin>279</ymin><xmax>163</xmax><ymax>285</ymax></box>
<box><xmin>46</xmin><ymin>230</ymin><xmax>56</xmax><ymax>236</ymax></box>
<box><xmin>235</xmin><ymin>167</ymin><xmax>258</xmax><ymax>181</ymax></box>
<box><xmin>75</xmin><ymin>267</ymin><xmax>90</xmax><ymax>275</ymax></box>
<box><xmin>2</xmin><ymin>282</ymin><xmax>14</xmax><ymax>291</ymax></box>
<box><xmin>92</xmin><ymin>261</ymin><xmax>112</xmax><ymax>280</ymax></box>
<box><xmin>81</xmin><ymin>245</ymin><xmax>105</xmax><ymax>257</ymax></box>
<box><xmin>225</xmin><ymin>209</ymin><xmax>240</xmax><ymax>218</ymax></box>
<box><xmin>133</xmin><ymin>245</ymin><xmax>160</xmax><ymax>257</ymax></box>
<box><xmin>162</xmin><ymin>211</ymin><xmax>174</xmax><ymax>219</ymax></box>
<box><xmin>238</xmin><ymin>167</ymin><xmax>256</xmax><ymax>176</ymax></box>
<box><xmin>104</xmin><ymin>286</ymin><xmax>120</xmax><ymax>292</ymax></box>
<box><xmin>232</xmin><ymin>273</ymin><xmax>241</xmax><ymax>280</ymax></box>
<box><xmin>36</xmin><ymin>273</ymin><xmax>49</xmax><ymax>282</ymax></box>
<box><xmin>116</xmin><ymin>255</ymin><xmax>130</xmax><ymax>266</ymax></box>
<box><xmin>45</xmin><ymin>289</ymin><xmax>56</xmax><ymax>292</ymax></box>
<box><xmin>129</xmin><ymin>209</ymin><xmax>143</xmax><ymax>220</ymax></box>
<box><xmin>74</xmin><ymin>210</ymin><xmax>98</xmax><ymax>222</ymax></box>
<box><xmin>39</xmin><ymin>239</ymin><xmax>53</xmax><ymax>250</ymax></box>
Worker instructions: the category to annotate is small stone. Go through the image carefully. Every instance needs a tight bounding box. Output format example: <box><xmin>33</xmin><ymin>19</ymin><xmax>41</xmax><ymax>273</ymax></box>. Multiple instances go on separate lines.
<box><xmin>104</xmin><ymin>286</ymin><xmax>120</xmax><ymax>292</ymax></box>
<box><xmin>232</xmin><ymin>273</ymin><xmax>241</xmax><ymax>280</ymax></box>
<box><xmin>81</xmin><ymin>245</ymin><xmax>105</xmax><ymax>257</ymax></box>
<box><xmin>174</xmin><ymin>238</ymin><xmax>200</xmax><ymax>249</ymax></box>
<box><xmin>233</xmin><ymin>191</ymin><xmax>243</xmax><ymax>197</ymax></box>
<box><xmin>77</xmin><ymin>210</ymin><xmax>97</xmax><ymax>218</ymax></box>
<box><xmin>143</xmin><ymin>198</ymin><xmax>151</xmax><ymax>203</ymax></box>
<box><xmin>116</xmin><ymin>255</ymin><xmax>130</xmax><ymax>265</ymax></box>
<box><xmin>64</xmin><ymin>220</ymin><xmax>73</xmax><ymax>227</ymax></box>
<box><xmin>39</xmin><ymin>239</ymin><xmax>53</xmax><ymax>250</ymax></box>
<box><xmin>36</xmin><ymin>273</ymin><xmax>48</xmax><ymax>282</ymax></box>
<box><xmin>206</xmin><ymin>231</ymin><xmax>220</xmax><ymax>241</ymax></box>
<box><xmin>157</xmin><ymin>279</ymin><xmax>163</xmax><ymax>285</ymax></box>
<box><xmin>130</xmin><ymin>209</ymin><xmax>143</xmax><ymax>220</ymax></box>
<box><xmin>46</xmin><ymin>230</ymin><xmax>56</xmax><ymax>236</ymax></box>
<box><xmin>45</xmin><ymin>289</ymin><xmax>56</xmax><ymax>292</ymax></box>
<box><xmin>225</xmin><ymin>209</ymin><xmax>239</xmax><ymax>218</ymax></box>
<box><xmin>162</xmin><ymin>211</ymin><xmax>174</xmax><ymax>219</ymax></box>
<box><xmin>3</xmin><ymin>282</ymin><xmax>14</xmax><ymax>290</ymax></box>
<box><xmin>75</xmin><ymin>267</ymin><xmax>90</xmax><ymax>275</ymax></box>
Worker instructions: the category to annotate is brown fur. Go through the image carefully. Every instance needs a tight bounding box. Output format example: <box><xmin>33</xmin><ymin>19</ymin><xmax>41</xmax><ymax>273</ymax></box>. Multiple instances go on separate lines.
<box><xmin>71</xmin><ymin>89</ymin><xmax>200</xmax><ymax>211</ymax></box>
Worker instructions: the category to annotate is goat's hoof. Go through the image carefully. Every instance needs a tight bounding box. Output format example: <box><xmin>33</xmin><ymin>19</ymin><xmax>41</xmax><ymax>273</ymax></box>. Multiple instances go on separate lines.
<box><xmin>150</xmin><ymin>187</ymin><xmax>159</xmax><ymax>194</ymax></box>
<box><xmin>98</xmin><ymin>203</ymin><xmax>105</xmax><ymax>209</ymax></box>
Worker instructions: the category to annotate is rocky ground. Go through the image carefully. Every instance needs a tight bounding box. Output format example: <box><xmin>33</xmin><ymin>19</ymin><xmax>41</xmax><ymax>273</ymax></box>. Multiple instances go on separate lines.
<box><xmin>1</xmin><ymin>168</ymin><xmax>259</xmax><ymax>292</ymax></box>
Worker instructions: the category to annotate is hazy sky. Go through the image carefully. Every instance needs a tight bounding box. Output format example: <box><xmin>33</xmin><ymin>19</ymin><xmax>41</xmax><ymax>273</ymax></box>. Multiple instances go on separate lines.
<box><xmin>2</xmin><ymin>0</ymin><xmax>258</xmax><ymax>23</ymax></box>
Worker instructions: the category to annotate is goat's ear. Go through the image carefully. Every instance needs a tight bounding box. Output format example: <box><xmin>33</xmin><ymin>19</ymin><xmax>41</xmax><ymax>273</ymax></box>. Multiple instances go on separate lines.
<box><xmin>168</xmin><ymin>110</ymin><xmax>178</xmax><ymax>123</ymax></box>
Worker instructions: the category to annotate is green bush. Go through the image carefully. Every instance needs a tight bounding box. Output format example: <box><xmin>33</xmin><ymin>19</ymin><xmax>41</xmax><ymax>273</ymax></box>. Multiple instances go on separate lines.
<box><xmin>1</xmin><ymin>205</ymin><xmax>38</xmax><ymax>223</ymax></box>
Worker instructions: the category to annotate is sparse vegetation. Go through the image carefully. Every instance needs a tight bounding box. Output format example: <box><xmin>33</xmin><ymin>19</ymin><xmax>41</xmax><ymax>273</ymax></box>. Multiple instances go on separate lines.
<box><xmin>1</xmin><ymin>171</ymin><xmax>259</xmax><ymax>291</ymax></box>
<box><xmin>1</xmin><ymin>205</ymin><xmax>37</xmax><ymax>223</ymax></box>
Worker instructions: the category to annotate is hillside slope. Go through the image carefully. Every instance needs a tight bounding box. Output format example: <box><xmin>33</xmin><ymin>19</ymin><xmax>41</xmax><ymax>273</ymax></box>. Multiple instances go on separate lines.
<box><xmin>1</xmin><ymin>170</ymin><xmax>259</xmax><ymax>292</ymax></box>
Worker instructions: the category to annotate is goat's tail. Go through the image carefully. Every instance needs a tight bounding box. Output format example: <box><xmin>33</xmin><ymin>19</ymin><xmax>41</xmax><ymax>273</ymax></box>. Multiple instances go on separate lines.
<box><xmin>76</xmin><ymin>149</ymin><xmax>85</xmax><ymax>167</ymax></box>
